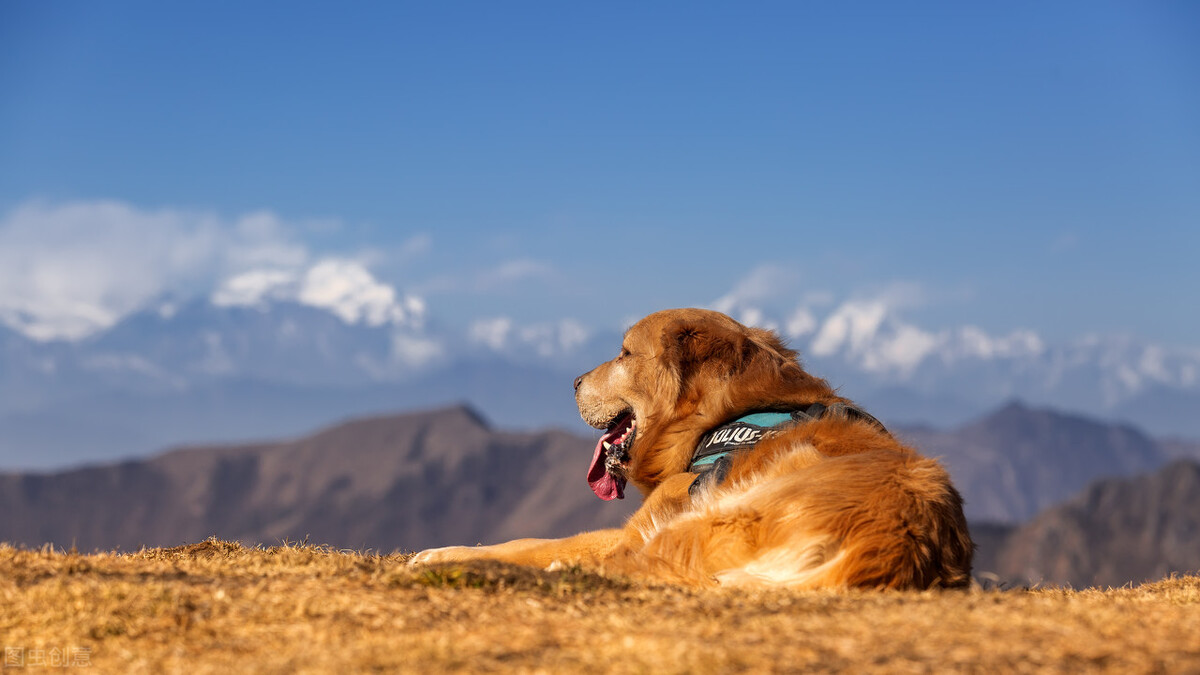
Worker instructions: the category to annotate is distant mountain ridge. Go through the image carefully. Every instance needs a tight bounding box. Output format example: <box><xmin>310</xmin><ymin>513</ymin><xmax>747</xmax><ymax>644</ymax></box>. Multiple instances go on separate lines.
<box><xmin>973</xmin><ymin>460</ymin><xmax>1200</xmax><ymax>588</ymax></box>
<box><xmin>0</xmin><ymin>405</ymin><xmax>638</xmax><ymax>552</ymax></box>
<box><xmin>897</xmin><ymin>401</ymin><xmax>1173</xmax><ymax>523</ymax></box>
<box><xmin>2</xmin><ymin>403</ymin><xmax>1199</xmax><ymax>589</ymax></box>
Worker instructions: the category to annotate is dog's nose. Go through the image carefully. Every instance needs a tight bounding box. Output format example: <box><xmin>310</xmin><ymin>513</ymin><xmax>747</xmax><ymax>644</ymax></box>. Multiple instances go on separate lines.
<box><xmin>573</xmin><ymin>375</ymin><xmax>584</xmax><ymax>391</ymax></box>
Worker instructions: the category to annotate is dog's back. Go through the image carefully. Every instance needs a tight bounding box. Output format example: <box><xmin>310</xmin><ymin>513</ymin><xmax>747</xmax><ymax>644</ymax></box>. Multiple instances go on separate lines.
<box><xmin>610</xmin><ymin>416</ymin><xmax>973</xmax><ymax>589</ymax></box>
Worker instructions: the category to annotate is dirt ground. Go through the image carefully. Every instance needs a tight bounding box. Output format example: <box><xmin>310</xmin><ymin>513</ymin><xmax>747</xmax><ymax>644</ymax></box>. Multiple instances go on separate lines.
<box><xmin>2</xmin><ymin>539</ymin><xmax>1198</xmax><ymax>673</ymax></box>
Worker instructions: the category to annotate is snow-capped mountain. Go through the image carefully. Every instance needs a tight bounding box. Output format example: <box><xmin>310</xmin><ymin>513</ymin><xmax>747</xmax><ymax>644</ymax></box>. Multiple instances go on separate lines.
<box><xmin>2</xmin><ymin>266</ymin><xmax>1199</xmax><ymax>470</ymax></box>
<box><xmin>712</xmin><ymin>299</ymin><xmax>1200</xmax><ymax>435</ymax></box>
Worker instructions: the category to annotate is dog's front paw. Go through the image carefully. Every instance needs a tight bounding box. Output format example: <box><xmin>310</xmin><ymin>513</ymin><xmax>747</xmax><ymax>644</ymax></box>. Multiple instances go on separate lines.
<box><xmin>408</xmin><ymin>545</ymin><xmax>478</xmax><ymax>566</ymax></box>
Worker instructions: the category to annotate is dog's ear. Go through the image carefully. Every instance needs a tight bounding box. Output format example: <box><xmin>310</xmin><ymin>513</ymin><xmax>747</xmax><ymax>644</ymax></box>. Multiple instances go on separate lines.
<box><xmin>662</xmin><ymin>318</ymin><xmax>752</xmax><ymax>379</ymax></box>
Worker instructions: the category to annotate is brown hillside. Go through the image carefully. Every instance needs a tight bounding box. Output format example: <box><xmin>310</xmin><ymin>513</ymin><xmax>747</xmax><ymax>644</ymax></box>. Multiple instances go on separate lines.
<box><xmin>0</xmin><ymin>406</ymin><xmax>638</xmax><ymax>552</ymax></box>
<box><xmin>899</xmin><ymin>401</ymin><xmax>1168</xmax><ymax>523</ymax></box>
<box><xmin>988</xmin><ymin>459</ymin><xmax>1200</xmax><ymax>588</ymax></box>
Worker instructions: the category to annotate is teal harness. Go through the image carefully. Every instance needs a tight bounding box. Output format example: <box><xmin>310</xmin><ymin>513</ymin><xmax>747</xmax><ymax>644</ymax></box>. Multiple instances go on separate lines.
<box><xmin>687</xmin><ymin>403</ymin><xmax>889</xmax><ymax>497</ymax></box>
<box><xmin>689</xmin><ymin>411</ymin><xmax>797</xmax><ymax>469</ymax></box>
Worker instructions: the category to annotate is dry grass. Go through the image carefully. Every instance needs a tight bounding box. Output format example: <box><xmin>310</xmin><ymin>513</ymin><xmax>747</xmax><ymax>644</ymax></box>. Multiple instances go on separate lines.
<box><xmin>2</xmin><ymin>539</ymin><xmax>1198</xmax><ymax>673</ymax></box>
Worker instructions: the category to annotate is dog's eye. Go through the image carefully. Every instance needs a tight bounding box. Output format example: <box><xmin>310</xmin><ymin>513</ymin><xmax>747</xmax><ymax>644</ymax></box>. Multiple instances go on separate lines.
<box><xmin>618</xmin><ymin>347</ymin><xmax>631</xmax><ymax>358</ymax></box>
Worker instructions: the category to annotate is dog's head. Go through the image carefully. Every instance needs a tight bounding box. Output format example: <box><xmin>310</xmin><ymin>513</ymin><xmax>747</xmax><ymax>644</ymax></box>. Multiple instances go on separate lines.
<box><xmin>575</xmin><ymin>308</ymin><xmax>835</xmax><ymax>499</ymax></box>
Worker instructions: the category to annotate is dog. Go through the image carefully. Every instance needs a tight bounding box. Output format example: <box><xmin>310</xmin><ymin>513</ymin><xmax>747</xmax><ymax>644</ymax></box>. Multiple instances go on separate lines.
<box><xmin>412</xmin><ymin>308</ymin><xmax>973</xmax><ymax>589</ymax></box>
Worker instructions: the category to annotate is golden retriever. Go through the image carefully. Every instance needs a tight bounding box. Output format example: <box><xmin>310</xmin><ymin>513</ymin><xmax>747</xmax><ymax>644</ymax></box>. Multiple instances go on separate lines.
<box><xmin>412</xmin><ymin>308</ymin><xmax>973</xmax><ymax>589</ymax></box>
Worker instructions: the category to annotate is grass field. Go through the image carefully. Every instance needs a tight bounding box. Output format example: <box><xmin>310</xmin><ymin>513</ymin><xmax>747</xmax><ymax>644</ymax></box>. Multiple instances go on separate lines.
<box><xmin>2</xmin><ymin>539</ymin><xmax>1198</xmax><ymax>673</ymax></box>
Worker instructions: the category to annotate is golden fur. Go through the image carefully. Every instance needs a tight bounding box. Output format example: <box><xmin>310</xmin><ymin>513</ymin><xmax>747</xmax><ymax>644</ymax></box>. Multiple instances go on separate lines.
<box><xmin>412</xmin><ymin>308</ymin><xmax>973</xmax><ymax>589</ymax></box>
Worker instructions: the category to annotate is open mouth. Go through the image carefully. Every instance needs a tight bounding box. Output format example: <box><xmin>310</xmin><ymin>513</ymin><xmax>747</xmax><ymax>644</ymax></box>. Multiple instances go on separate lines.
<box><xmin>587</xmin><ymin>410</ymin><xmax>635</xmax><ymax>501</ymax></box>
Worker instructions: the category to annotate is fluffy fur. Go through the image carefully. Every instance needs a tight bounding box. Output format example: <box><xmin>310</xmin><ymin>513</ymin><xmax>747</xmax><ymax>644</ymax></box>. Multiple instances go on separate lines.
<box><xmin>411</xmin><ymin>308</ymin><xmax>973</xmax><ymax>589</ymax></box>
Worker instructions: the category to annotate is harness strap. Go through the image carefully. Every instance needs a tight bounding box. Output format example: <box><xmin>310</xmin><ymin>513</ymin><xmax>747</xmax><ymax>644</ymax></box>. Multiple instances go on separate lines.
<box><xmin>686</xmin><ymin>402</ymin><xmax>888</xmax><ymax>497</ymax></box>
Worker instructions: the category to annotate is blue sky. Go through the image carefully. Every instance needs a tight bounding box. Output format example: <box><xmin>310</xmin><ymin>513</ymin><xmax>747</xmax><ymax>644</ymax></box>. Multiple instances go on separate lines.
<box><xmin>1</xmin><ymin>1</ymin><xmax>1197</xmax><ymax>345</ymax></box>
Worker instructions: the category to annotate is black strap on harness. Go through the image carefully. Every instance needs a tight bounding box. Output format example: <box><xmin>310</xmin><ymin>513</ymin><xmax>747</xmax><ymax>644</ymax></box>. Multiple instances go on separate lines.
<box><xmin>686</xmin><ymin>402</ymin><xmax>888</xmax><ymax>497</ymax></box>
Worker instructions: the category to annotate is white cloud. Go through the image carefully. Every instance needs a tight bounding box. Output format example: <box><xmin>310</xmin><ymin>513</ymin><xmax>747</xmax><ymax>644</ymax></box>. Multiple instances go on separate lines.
<box><xmin>469</xmin><ymin>317</ymin><xmax>514</xmax><ymax>351</ymax></box>
<box><xmin>720</xmin><ymin>306</ymin><xmax>771</xmax><ymax>333</ymax></box>
<box><xmin>802</xmin><ymin>285</ymin><xmax>1049</xmax><ymax>376</ymax></box>
<box><xmin>708</xmin><ymin>276</ymin><xmax>1050</xmax><ymax>376</ymax></box>
<box><xmin>0</xmin><ymin>199</ymin><xmax>427</xmax><ymax>340</ymax></box>
<box><xmin>785</xmin><ymin>307</ymin><xmax>818</xmax><ymax>338</ymax></box>
<box><xmin>953</xmin><ymin>326</ymin><xmax>1044</xmax><ymax>360</ymax></box>
<box><xmin>213</xmin><ymin>259</ymin><xmax>426</xmax><ymax>329</ymax></box>
<box><xmin>390</xmin><ymin>334</ymin><xmax>444</xmax><ymax>366</ymax></box>
<box><xmin>222</xmin><ymin>210</ymin><xmax>309</xmax><ymax>271</ymax></box>
<box><xmin>810</xmin><ymin>300</ymin><xmax>890</xmax><ymax>358</ymax></box>
<box><xmin>468</xmin><ymin>316</ymin><xmax>591</xmax><ymax>358</ymax></box>
<box><xmin>0</xmin><ymin>200</ymin><xmax>231</xmax><ymax>340</ymax></box>
<box><xmin>801</xmin><ymin>281</ymin><xmax>957</xmax><ymax>374</ymax></box>
<box><xmin>212</xmin><ymin>269</ymin><xmax>297</xmax><ymax>307</ymax></box>
<box><xmin>867</xmin><ymin>322</ymin><xmax>940</xmax><ymax>373</ymax></box>
<box><xmin>526</xmin><ymin>318</ymin><xmax>589</xmax><ymax>357</ymax></box>
<box><xmin>298</xmin><ymin>259</ymin><xmax>423</xmax><ymax>328</ymax></box>
<box><xmin>711</xmin><ymin>264</ymin><xmax>799</xmax><ymax>315</ymax></box>
<box><xmin>1181</xmin><ymin>363</ymin><xmax>1198</xmax><ymax>387</ymax></box>
<box><xmin>1137</xmin><ymin>344</ymin><xmax>1171</xmax><ymax>383</ymax></box>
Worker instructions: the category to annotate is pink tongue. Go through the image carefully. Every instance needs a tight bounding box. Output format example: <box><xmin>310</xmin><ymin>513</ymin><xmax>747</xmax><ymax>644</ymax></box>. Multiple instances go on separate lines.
<box><xmin>587</xmin><ymin>432</ymin><xmax>626</xmax><ymax>501</ymax></box>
